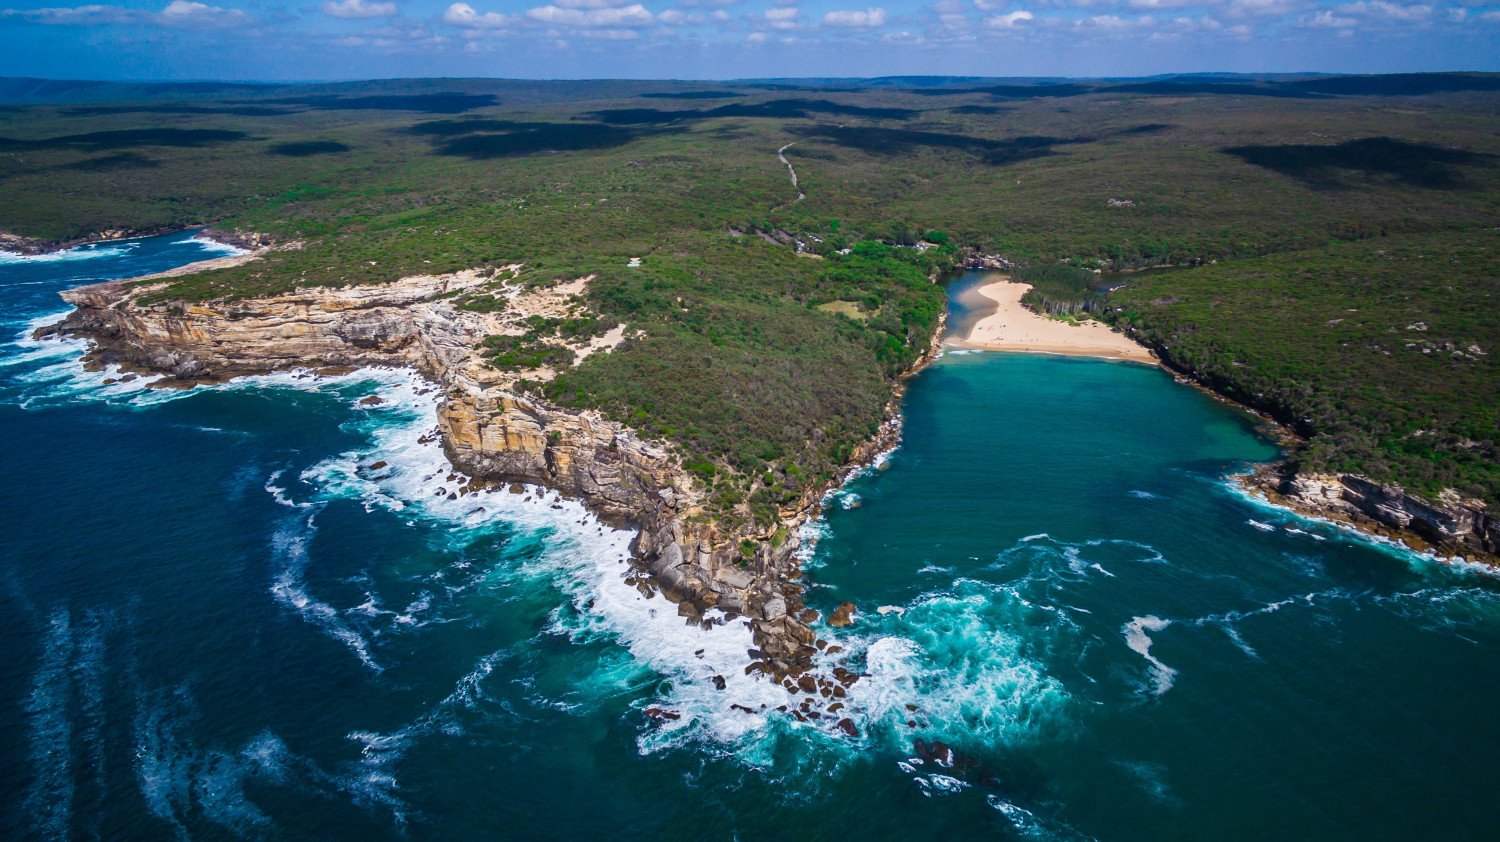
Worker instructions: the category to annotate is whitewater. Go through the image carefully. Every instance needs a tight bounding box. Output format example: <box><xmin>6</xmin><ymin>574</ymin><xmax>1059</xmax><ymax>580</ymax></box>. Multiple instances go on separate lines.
<box><xmin>2</xmin><ymin>237</ymin><xmax>1497</xmax><ymax>840</ymax></box>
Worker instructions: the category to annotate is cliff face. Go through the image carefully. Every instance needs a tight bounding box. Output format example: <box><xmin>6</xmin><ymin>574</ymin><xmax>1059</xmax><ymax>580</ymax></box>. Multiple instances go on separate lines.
<box><xmin>51</xmin><ymin>269</ymin><xmax>839</xmax><ymax>677</ymax></box>
<box><xmin>1123</xmin><ymin>330</ymin><xmax>1499</xmax><ymax>566</ymax></box>
<box><xmin>1248</xmin><ymin>467</ymin><xmax>1500</xmax><ymax>563</ymax></box>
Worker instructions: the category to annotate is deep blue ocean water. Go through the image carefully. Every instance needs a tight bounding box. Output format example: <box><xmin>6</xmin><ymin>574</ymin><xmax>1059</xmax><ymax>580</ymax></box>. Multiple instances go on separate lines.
<box><xmin>2</xmin><ymin>238</ymin><xmax>1497</xmax><ymax>840</ymax></box>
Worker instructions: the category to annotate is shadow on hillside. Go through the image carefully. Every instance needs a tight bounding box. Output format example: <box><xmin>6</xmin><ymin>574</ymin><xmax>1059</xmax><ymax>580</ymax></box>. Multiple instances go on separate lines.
<box><xmin>64</xmin><ymin>104</ymin><xmax>297</xmax><ymax>117</ymax></box>
<box><xmin>1224</xmin><ymin>137</ymin><xmax>1494</xmax><ymax>189</ymax></box>
<box><xmin>909</xmin><ymin>84</ymin><xmax>1092</xmax><ymax>99</ymax></box>
<box><xmin>1283</xmin><ymin>74</ymin><xmax>1500</xmax><ymax>96</ymax></box>
<box><xmin>949</xmin><ymin>104</ymin><xmax>1012</xmax><ymax>115</ymax></box>
<box><xmin>803</xmin><ymin>124</ymin><xmax>1088</xmax><ymax>165</ymax></box>
<box><xmin>431</xmin><ymin>123</ymin><xmax>657</xmax><ymax>158</ymax></box>
<box><xmin>586</xmin><ymin>98</ymin><xmax>918</xmax><ymax>125</ymax></box>
<box><xmin>0</xmin><ymin>128</ymin><xmax>249</xmax><ymax>150</ymax></box>
<box><xmin>641</xmin><ymin>91</ymin><xmax>747</xmax><ymax>100</ymax></box>
<box><xmin>1109</xmin><ymin>81</ymin><xmax>1314</xmax><ymax>98</ymax></box>
<box><xmin>270</xmin><ymin>141</ymin><xmax>352</xmax><ymax>156</ymax></box>
<box><xmin>248</xmin><ymin>93</ymin><xmax>498</xmax><ymax>114</ymax></box>
<box><xmin>61</xmin><ymin>152</ymin><xmax>161</xmax><ymax>170</ymax></box>
<box><xmin>403</xmin><ymin>118</ymin><xmax>546</xmax><ymax>136</ymax></box>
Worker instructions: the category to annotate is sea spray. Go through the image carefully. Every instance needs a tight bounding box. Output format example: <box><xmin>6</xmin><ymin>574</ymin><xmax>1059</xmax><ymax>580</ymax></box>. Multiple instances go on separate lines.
<box><xmin>1222</xmin><ymin>476</ymin><xmax>1492</xmax><ymax>575</ymax></box>
<box><xmin>0</xmin><ymin>241</ymin><xmax>139</xmax><ymax>265</ymax></box>
<box><xmin>263</xmin><ymin>367</ymin><xmax>816</xmax><ymax>753</ymax></box>
<box><xmin>1121</xmin><ymin>615</ymin><xmax>1177</xmax><ymax>696</ymax></box>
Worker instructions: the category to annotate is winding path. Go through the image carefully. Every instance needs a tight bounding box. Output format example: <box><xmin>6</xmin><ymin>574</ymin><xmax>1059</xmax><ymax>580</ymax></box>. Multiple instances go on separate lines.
<box><xmin>776</xmin><ymin>142</ymin><xmax>805</xmax><ymax>206</ymax></box>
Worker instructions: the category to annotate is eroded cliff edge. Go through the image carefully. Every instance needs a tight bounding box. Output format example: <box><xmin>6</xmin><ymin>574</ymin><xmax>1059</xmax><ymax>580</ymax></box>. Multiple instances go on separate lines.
<box><xmin>1123</xmin><ymin>331</ymin><xmax>1500</xmax><ymax>566</ymax></box>
<box><xmin>45</xmin><ymin>265</ymin><xmax>926</xmax><ymax>686</ymax></box>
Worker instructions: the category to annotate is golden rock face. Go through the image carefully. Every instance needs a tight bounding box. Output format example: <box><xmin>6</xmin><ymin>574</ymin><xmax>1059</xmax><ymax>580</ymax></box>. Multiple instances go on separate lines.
<box><xmin>57</xmin><ymin>267</ymin><xmax>839</xmax><ymax>677</ymax></box>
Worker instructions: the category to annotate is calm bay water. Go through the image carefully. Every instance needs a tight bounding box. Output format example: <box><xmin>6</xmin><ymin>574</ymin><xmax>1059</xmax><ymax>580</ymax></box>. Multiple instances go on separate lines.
<box><xmin>2</xmin><ymin>241</ymin><xmax>1496</xmax><ymax>840</ymax></box>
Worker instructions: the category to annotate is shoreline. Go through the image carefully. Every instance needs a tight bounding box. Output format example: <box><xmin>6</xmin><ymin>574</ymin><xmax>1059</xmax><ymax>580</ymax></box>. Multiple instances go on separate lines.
<box><xmin>1114</xmin><ymin>323</ymin><xmax>1500</xmax><ymax>569</ymax></box>
<box><xmin>0</xmin><ymin>225</ymin><xmax>271</xmax><ymax>259</ymax></box>
<box><xmin>947</xmin><ymin>276</ymin><xmax>1157</xmax><ymax>365</ymax></box>
<box><xmin>46</xmin><ymin>259</ymin><xmax>959</xmax><ymax>698</ymax></box>
<box><xmin>947</xmin><ymin>273</ymin><xmax>1497</xmax><ymax>569</ymax></box>
<box><xmin>1229</xmin><ymin>472</ymin><xmax>1499</xmax><ymax>574</ymax></box>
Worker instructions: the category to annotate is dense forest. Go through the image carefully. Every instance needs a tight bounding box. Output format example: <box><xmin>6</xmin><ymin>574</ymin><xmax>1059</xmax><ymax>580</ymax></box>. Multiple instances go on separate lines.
<box><xmin>1</xmin><ymin>73</ymin><xmax>1496</xmax><ymax>509</ymax></box>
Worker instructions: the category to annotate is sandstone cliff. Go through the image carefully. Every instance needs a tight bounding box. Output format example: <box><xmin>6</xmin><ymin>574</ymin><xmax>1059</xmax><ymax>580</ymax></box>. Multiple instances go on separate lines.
<box><xmin>47</xmin><ymin>266</ymin><xmax>892</xmax><ymax>680</ymax></box>
<box><xmin>1245</xmin><ymin>466</ymin><xmax>1500</xmax><ymax>564</ymax></box>
<box><xmin>1123</xmin><ymin>330</ymin><xmax>1499</xmax><ymax>566</ymax></box>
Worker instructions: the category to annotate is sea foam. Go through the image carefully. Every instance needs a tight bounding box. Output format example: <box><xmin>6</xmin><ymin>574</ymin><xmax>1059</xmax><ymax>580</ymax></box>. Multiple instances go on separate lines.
<box><xmin>0</xmin><ymin>241</ymin><xmax>138</xmax><ymax>265</ymax></box>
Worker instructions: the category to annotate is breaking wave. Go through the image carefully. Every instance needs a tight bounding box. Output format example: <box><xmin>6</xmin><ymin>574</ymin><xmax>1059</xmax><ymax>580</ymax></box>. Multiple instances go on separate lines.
<box><xmin>0</xmin><ymin>241</ymin><xmax>139</xmax><ymax>265</ymax></box>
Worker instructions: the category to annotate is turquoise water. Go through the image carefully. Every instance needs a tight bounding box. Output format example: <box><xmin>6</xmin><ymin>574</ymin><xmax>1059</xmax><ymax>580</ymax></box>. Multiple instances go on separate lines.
<box><xmin>2</xmin><ymin>242</ymin><xmax>1497</xmax><ymax>840</ymax></box>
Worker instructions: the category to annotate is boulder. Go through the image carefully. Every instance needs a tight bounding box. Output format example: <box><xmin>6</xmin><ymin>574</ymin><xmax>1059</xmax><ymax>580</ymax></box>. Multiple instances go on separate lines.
<box><xmin>828</xmin><ymin>602</ymin><xmax>857</xmax><ymax>627</ymax></box>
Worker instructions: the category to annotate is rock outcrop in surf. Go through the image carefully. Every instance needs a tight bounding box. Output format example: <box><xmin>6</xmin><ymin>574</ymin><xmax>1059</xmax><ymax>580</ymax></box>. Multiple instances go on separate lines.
<box><xmin>47</xmin><ymin>263</ymin><xmax>922</xmax><ymax>680</ymax></box>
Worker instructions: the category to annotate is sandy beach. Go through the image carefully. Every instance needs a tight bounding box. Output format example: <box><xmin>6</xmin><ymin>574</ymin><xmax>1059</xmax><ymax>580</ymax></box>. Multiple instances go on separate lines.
<box><xmin>949</xmin><ymin>277</ymin><xmax>1156</xmax><ymax>365</ymax></box>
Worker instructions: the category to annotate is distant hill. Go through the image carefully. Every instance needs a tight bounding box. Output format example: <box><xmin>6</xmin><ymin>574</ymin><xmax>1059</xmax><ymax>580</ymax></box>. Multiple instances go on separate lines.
<box><xmin>4</xmin><ymin>72</ymin><xmax>1499</xmax><ymax>105</ymax></box>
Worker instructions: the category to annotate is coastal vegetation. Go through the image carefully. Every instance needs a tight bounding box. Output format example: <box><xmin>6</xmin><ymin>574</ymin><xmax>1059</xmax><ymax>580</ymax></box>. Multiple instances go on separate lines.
<box><xmin>1</xmin><ymin>73</ymin><xmax>1497</xmax><ymax>508</ymax></box>
<box><xmin>1111</xmin><ymin>230</ymin><xmax>1498</xmax><ymax>505</ymax></box>
<box><xmin>1012</xmin><ymin>263</ymin><xmax>1106</xmax><ymax>315</ymax></box>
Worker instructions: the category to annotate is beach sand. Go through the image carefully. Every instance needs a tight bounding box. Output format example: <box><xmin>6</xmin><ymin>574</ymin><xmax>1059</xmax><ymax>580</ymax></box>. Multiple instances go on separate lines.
<box><xmin>949</xmin><ymin>277</ymin><xmax>1156</xmax><ymax>365</ymax></box>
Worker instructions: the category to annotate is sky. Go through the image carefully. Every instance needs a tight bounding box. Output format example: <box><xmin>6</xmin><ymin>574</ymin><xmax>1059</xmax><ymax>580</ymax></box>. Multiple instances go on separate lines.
<box><xmin>1</xmin><ymin>0</ymin><xmax>1498</xmax><ymax>80</ymax></box>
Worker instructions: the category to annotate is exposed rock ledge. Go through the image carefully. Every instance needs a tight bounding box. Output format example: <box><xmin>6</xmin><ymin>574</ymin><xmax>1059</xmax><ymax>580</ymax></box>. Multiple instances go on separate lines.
<box><xmin>45</xmin><ymin>267</ymin><xmax>925</xmax><ymax>680</ymax></box>
<box><xmin>1243</xmin><ymin>466</ymin><xmax>1499</xmax><ymax>565</ymax></box>
<box><xmin>1122</xmin><ymin>330</ymin><xmax>1498</xmax><ymax>567</ymax></box>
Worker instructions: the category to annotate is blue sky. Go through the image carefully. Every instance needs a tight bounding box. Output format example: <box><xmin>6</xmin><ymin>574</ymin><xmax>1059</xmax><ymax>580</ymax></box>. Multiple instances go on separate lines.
<box><xmin>1</xmin><ymin>0</ymin><xmax>1497</xmax><ymax>80</ymax></box>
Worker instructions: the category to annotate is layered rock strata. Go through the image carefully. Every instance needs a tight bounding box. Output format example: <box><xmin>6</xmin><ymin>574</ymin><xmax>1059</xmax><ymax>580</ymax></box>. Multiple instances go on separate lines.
<box><xmin>1244</xmin><ymin>466</ymin><xmax>1499</xmax><ymax>564</ymax></box>
<box><xmin>1126</xmin><ymin>331</ymin><xmax>1499</xmax><ymax>566</ymax></box>
<box><xmin>47</xmin><ymin>265</ymin><xmax>928</xmax><ymax>681</ymax></box>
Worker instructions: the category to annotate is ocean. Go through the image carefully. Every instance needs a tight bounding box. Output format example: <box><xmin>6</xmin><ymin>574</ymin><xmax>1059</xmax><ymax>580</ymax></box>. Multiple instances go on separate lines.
<box><xmin>2</xmin><ymin>237</ymin><xmax>1496</xmax><ymax>840</ymax></box>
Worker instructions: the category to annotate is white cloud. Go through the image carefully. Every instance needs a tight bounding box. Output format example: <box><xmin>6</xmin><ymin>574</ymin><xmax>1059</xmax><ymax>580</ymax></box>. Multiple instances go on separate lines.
<box><xmin>1337</xmin><ymin>0</ymin><xmax>1433</xmax><ymax>20</ymax></box>
<box><xmin>747</xmin><ymin>28</ymin><xmax>767</xmax><ymax>38</ymax></box>
<box><xmin>7</xmin><ymin>0</ymin><xmax>249</xmax><ymax>26</ymax></box>
<box><xmin>1223</xmin><ymin>0</ymin><xmax>1304</xmax><ymax>16</ymax></box>
<box><xmin>658</xmin><ymin>7</ymin><xmax>711</xmax><ymax>23</ymax></box>
<box><xmin>1079</xmin><ymin>12</ymin><xmax>1129</xmax><ymax>26</ymax></box>
<box><xmin>823</xmin><ymin>6</ymin><xmax>886</xmax><ymax>26</ymax></box>
<box><xmin>323</xmin><ymin>0</ymin><xmax>396</xmax><ymax>18</ymax></box>
<box><xmin>764</xmin><ymin>5</ymin><xmax>800</xmax><ymax>27</ymax></box>
<box><xmin>985</xmin><ymin>8</ymin><xmax>1032</xmax><ymax>25</ymax></box>
<box><xmin>1126</xmin><ymin>0</ymin><xmax>1199</xmax><ymax>8</ymax></box>
<box><xmin>156</xmin><ymin>0</ymin><xmax>248</xmax><ymax>27</ymax></box>
<box><xmin>526</xmin><ymin>2</ymin><xmax>653</xmax><ymax>25</ymax></box>
<box><xmin>0</xmin><ymin>3</ymin><xmax>139</xmax><ymax>24</ymax></box>
<box><xmin>443</xmin><ymin>1</ymin><xmax>512</xmax><ymax>26</ymax></box>
<box><xmin>1300</xmin><ymin>8</ymin><xmax>1356</xmax><ymax>25</ymax></box>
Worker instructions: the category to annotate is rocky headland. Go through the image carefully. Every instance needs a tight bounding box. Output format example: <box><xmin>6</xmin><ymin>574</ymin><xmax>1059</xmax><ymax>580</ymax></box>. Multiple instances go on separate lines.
<box><xmin>43</xmin><ymin>254</ymin><xmax>939</xmax><ymax>704</ymax></box>
<box><xmin>1123</xmin><ymin>330</ymin><xmax>1500</xmax><ymax>567</ymax></box>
